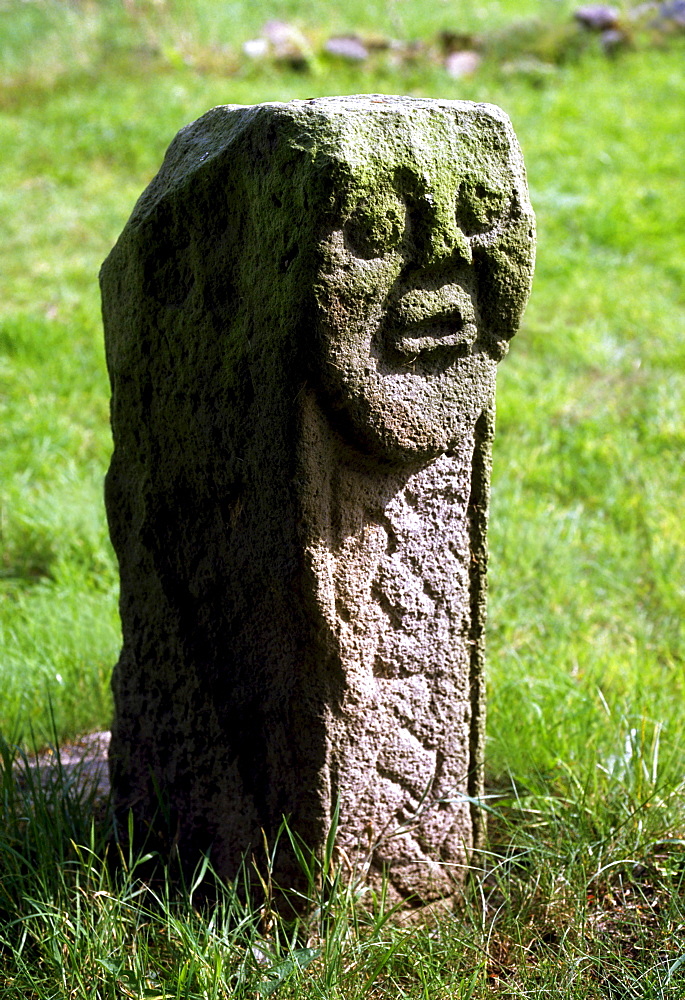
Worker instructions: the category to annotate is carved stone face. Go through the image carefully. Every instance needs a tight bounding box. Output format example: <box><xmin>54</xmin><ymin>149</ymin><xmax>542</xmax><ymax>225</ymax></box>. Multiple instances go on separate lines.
<box><xmin>311</xmin><ymin>100</ymin><xmax>535</xmax><ymax>462</ymax></box>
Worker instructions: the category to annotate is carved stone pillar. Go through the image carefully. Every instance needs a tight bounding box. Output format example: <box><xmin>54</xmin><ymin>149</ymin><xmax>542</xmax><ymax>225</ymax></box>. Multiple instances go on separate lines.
<box><xmin>101</xmin><ymin>95</ymin><xmax>535</xmax><ymax>901</ymax></box>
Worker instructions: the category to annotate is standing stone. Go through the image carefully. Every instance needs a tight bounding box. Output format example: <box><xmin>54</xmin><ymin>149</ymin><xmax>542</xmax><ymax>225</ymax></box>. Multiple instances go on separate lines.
<box><xmin>101</xmin><ymin>95</ymin><xmax>535</xmax><ymax>902</ymax></box>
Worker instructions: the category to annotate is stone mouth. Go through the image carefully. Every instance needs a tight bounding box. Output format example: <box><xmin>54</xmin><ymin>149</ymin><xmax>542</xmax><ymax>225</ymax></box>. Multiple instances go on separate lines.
<box><xmin>389</xmin><ymin>313</ymin><xmax>477</xmax><ymax>356</ymax></box>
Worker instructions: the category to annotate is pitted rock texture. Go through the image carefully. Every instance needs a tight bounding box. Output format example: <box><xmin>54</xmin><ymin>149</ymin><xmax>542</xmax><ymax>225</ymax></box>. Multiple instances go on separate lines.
<box><xmin>101</xmin><ymin>95</ymin><xmax>535</xmax><ymax>901</ymax></box>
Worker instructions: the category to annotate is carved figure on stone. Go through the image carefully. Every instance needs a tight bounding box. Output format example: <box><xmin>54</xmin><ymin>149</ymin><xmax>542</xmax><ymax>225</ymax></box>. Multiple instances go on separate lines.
<box><xmin>101</xmin><ymin>95</ymin><xmax>535</xmax><ymax>903</ymax></box>
<box><xmin>313</xmin><ymin>112</ymin><xmax>534</xmax><ymax>462</ymax></box>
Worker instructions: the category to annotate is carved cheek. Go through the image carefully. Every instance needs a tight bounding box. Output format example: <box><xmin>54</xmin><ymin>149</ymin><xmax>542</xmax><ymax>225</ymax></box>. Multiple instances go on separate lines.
<box><xmin>317</xmin><ymin>247</ymin><xmax>400</xmax><ymax>331</ymax></box>
<box><xmin>312</xmin><ymin>285</ymin><xmax>377</xmax><ymax>401</ymax></box>
<box><xmin>473</xmin><ymin>224</ymin><xmax>535</xmax><ymax>344</ymax></box>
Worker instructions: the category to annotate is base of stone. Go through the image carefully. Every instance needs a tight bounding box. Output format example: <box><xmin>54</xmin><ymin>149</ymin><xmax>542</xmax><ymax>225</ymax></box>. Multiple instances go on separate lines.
<box><xmin>12</xmin><ymin>730</ymin><xmax>478</xmax><ymax>916</ymax></box>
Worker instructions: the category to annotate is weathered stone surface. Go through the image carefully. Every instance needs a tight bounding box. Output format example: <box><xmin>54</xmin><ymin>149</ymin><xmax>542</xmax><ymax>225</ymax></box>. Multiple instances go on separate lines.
<box><xmin>101</xmin><ymin>95</ymin><xmax>535</xmax><ymax>901</ymax></box>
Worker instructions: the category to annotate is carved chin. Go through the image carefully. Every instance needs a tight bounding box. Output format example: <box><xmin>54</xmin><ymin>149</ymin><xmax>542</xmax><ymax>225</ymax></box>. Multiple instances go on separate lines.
<box><xmin>316</xmin><ymin>359</ymin><xmax>498</xmax><ymax>465</ymax></box>
<box><xmin>331</xmin><ymin>400</ymin><xmax>455</xmax><ymax>464</ymax></box>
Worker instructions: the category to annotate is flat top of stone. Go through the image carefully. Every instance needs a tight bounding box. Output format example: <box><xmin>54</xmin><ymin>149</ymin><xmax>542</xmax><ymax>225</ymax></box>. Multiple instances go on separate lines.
<box><xmin>124</xmin><ymin>92</ymin><xmax>526</xmax><ymax>244</ymax></box>
<box><xmin>213</xmin><ymin>93</ymin><xmax>512</xmax><ymax>118</ymax></box>
<box><xmin>173</xmin><ymin>94</ymin><xmax>517</xmax><ymax>155</ymax></box>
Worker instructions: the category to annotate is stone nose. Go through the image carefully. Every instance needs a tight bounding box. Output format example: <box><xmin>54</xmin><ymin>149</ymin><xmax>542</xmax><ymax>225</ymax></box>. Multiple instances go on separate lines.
<box><xmin>409</xmin><ymin>197</ymin><xmax>473</xmax><ymax>269</ymax></box>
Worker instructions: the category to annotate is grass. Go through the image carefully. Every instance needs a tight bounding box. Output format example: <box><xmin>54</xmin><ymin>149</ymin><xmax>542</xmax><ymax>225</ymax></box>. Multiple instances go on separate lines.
<box><xmin>1</xmin><ymin>0</ymin><xmax>685</xmax><ymax>993</ymax></box>
<box><xmin>1</xmin><ymin>736</ymin><xmax>684</xmax><ymax>997</ymax></box>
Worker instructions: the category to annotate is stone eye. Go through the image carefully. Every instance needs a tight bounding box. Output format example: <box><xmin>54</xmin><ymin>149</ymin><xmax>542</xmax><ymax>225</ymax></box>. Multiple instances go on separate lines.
<box><xmin>456</xmin><ymin>180</ymin><xmax>506</xmax><ymax>238</ymax></box>
<box><xmin>343</xmin><ymin>199</ymin><xmax>405</xmax><ymax>259</ymax></box>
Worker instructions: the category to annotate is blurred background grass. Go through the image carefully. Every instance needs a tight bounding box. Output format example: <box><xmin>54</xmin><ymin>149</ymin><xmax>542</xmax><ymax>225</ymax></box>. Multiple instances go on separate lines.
<box><xmin>1</xmin><ymin>1</ymin><xmax>684</xmax><ymax>803</ymax></box>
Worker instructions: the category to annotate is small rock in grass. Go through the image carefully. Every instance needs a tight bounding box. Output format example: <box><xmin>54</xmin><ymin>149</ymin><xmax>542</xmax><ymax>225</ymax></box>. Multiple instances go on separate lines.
<box><xmin>260</xmin><ymin>20</ymin><xmax>314</xmax><ymax>70</ymax></box>
<box><xmin>324</xmin><ymin>35</ymin><xmax>369</xmax><ymax>60</ymax></box>
<box><xmin>574</xmin><ymin>5</ymin><xmax>620</xmax><ymax>30</ymax></box>
<box><xmin>659</xmin><ymin>0</ymin><xmax>685</xmax><ymax>26</ymax></box>
<box><xmin>600</xmin><ymin>27</ymin><xmax>631</xmax><ymax>52</ymax></box>
<box><xmin>17</xmin><ymin>731</ymin><xmax>111</xmax><ymax>802</ymax></box>
<box><xmin>445</xmin><ymin>50</ymin><xmax>481</xmax><ymax>77</ymax></box>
